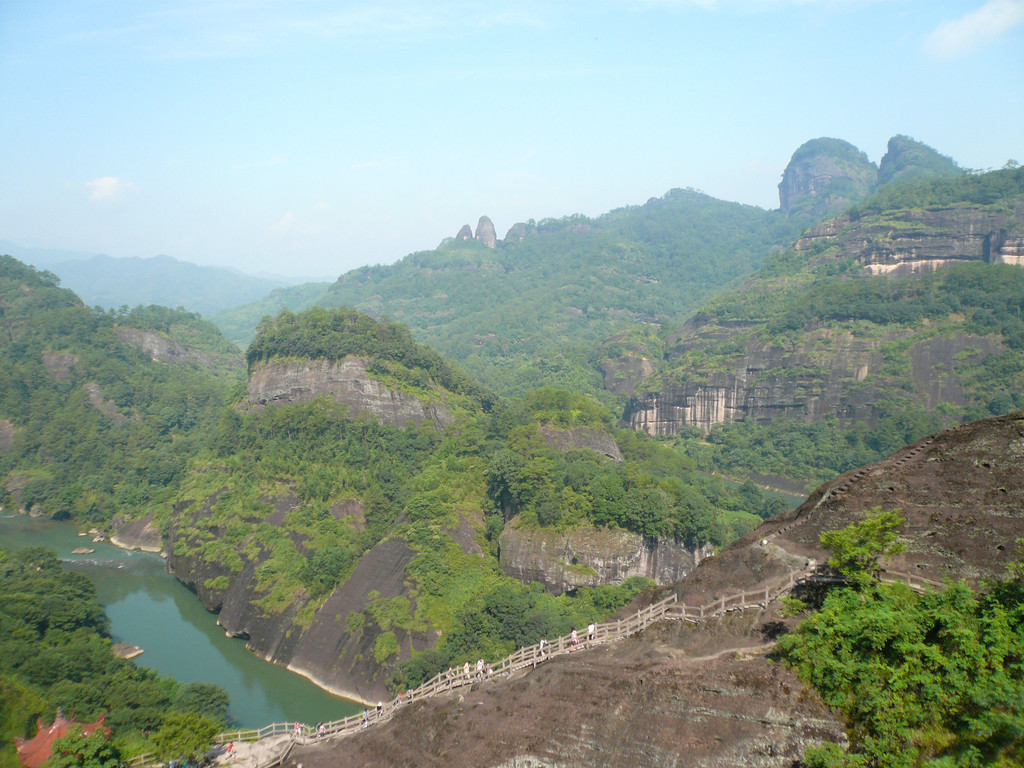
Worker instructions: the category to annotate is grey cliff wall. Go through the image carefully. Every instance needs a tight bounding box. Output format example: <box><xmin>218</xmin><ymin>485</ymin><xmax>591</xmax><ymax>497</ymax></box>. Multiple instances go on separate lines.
<box><xmin>115</xmin><ymin>327</ymin><xmax>244</xmax><ymax>375</ymax></box>
<box><xmin>537</xmin><ymin>425</ymin><xmax>623</xmax><ymax>462</ymax></box>
<box><xmin>498</xmin><ymin>525</ymin><xmax>714</xmax><ymax>594</ymax></box>
<box><xmin>795</xmin><ymin>204</ymin><xmax>1024</xmax><ymax>277</ymax></box>
<box><xmin>624</xmin><ymin>331</ymin><xmax>1004</xmax><ymax>436</ymax></box>
<box><xmin>166</xmin><ymin>492</ymin><xmax>430</xmax><ymax>703</ymax></box>
<box><xmin>247</xmin><ymin>356</ymin><xmax>454</xmax><ymax>430</ymax></box>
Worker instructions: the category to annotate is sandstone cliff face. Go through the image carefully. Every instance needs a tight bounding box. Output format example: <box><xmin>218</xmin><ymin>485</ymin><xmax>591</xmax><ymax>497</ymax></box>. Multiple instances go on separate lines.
<box><xmin>625</xmin><ymin>328</ymin><xmax>1003</xmax><ymax>435</ymax></box>
<box><xmin>498</xmin><ymin>525</ymin><xmax>713</xmax><ymax>594</ymax></box>
<box><xmin>778</xmin><ymin>137</ymin><xmax>877</xmax><ymax>218</ymax></box>
<box><xmin>109</xmin><ymin>511</ymin><xmax>162</xmax><ymax>552</ymax></box>
<box><xmin>40</xmin><ymin>352</ymin><xmax>76</xmax><ymax>381</ymax></box>
<box><xmin>166</xmin><ymin>491</ymin><xmax>432</xmax><ymax>703</ymax></box>
<box><xmin>536</xmin><ymin>425</ymin><xmax>622</xmax><ymax>462</ymax></box>
<box><xmin>115</xmin><ymin>327</ymin><xmax>244</xmax><ymax>376</ymax></box>
<box><xmin>0</xmin><ymin>418</ymin><xmax>16</xmax><ymax>454</ymax></box>
<box><xmin>599</xmin><ymin>352</ymin><xmax>656</xmax><ymax>396</ymax></box>
<box><xmin>247</xmin><ymin>356</ymin><xmax>454</xmax><ymax>430</ymax></box>
<box><xmin>795</xmin><ymin>204</ymin><xmax>1024</xmax><ymax>277</ymax></box>
<box><xmin>83</xmin><ymin>382</ymin><xmax>129</xmax><ymax>425</ymax></box>
<box><xmin>503</xmin><ymin>222</ymin><xmax>530</xmax><ymax>241</ymax></box>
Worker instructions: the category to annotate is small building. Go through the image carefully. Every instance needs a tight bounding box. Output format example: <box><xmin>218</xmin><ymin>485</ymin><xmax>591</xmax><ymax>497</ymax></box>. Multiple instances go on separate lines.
<box><xmin>14</xmin><ymin>712</ymin><xmax>109</xmax><ymax>768</ymax></box>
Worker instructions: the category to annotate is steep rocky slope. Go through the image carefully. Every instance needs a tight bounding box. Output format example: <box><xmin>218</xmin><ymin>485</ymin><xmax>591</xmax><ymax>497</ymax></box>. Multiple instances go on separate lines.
<box><xmin>287</xmin><ymin>411</ymin><xmax>1024</xmax><ymax>768</ymax></box>
<box><xmin>778</xmin><ymin>137</ymin><xmax>878</xmax><ymax>219</ymax></box>
<box><xmin>625</xmin><ymin>166</ymin><xmax>1024</xmax><ymax>437</ymax></box>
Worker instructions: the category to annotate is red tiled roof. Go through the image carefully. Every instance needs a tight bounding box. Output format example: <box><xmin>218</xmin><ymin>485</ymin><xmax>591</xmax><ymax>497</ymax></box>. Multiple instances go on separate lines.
<box><xmin>14</xmin><ymin>714</ymin><xmax>108</xmax><ymax>768</ymax></box>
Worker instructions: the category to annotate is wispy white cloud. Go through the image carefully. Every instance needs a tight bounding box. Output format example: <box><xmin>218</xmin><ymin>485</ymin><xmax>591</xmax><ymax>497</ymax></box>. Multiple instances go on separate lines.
<box><xmin>270</xmin><ymin>211</ymin><xmax>296</xmax><ymax>234</ymax></box>
<box><xmin>923</xmin><ymin>0</ymin><xmax>1024</xmax><ymax>59</ymax></box>
<box><xmin>86</xmin><ymin>176</ymin><xmax>136</xmax><ymax>202</ymax></box>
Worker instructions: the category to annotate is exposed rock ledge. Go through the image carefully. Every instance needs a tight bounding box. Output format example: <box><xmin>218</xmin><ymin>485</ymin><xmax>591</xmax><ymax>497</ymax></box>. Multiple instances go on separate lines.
<box><xmin>115</xmin><ymin>327</ymin><xmax>244</xmax><ymax>375</ymax></box>
<box><xmin>498</xmin><ymin>524</ymin><xmax>713</xmax><ymax>594</ymax></box>
<box><xmin>109</xmin><ymin>512</ymin><xmax>164</xmax><ymax>553</ymax></box>
<box><xmin>247</xmin><ymin>356</ymin><xmax>454</xmax><ymax>430</ymax></box>
<box><xmin>537</xmin><ymin>425</ymin><xmax>622</xmax><ymax>462</ymax></box>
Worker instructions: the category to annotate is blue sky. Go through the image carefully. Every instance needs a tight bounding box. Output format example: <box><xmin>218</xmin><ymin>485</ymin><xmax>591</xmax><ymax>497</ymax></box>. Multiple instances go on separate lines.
<box><xmin>1</xmin><ymin>1</ymin><xmax>1022</xmax><ymax>279</ymax></box>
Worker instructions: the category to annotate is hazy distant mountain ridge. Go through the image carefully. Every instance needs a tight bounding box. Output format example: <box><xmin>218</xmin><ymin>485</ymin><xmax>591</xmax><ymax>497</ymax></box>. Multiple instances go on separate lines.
<box><xmin>0</xmin><ymin>244</ymin><xmax>293</xmax><ymax>318</ymax></box>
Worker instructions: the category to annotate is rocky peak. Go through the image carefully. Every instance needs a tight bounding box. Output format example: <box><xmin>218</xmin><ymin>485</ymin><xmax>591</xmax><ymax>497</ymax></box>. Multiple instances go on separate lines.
<box><xmin>877</xmin><ymin>134</ymin><xmax>960</xmax><ymax>188</ymax></box>
<box><xmin>504</xmin><ymin>222</ymin><xmax>529</xmax><ymax>241</ymax></box>
<box><xmin>455</xmin><ymin>224</ymin><xmax>473</xmax><ymax>240</ymax></box>
<box><xmin>474</xmin><ymin>216</ymin><xmax>497</xmax><ymax>248</ymax></box>
<box><xmin>778</xmin><ymin>137</ymin><xmax>877</xmax><ymax>218</ymax></box>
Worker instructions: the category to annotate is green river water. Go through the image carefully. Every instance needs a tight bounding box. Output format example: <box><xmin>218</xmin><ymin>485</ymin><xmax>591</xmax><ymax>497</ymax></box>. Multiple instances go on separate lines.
<box><xmin>0</xmin><ymin>514</ymin><xmax>362</xmax><ymax>729</ymax></box>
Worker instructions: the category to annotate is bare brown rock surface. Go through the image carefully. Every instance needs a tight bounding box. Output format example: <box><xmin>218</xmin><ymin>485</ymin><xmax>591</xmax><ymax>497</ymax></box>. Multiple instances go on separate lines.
<box><xmin>284</xmin><ymin>411</ymin><xmax>1023</xmax><ymax>767</ymax></box>
<box><xmin>289</xmin><ymin>625</ymin><xmax>842</xmax><ymax>768</ymax></box>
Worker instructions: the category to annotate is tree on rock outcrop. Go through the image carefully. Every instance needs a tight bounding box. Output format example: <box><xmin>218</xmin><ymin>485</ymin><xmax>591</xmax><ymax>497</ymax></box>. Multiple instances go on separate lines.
<box><xmin>820</xmin><ymin>506</ymin><xmax>905</xmax><ymax>586</ymax></box>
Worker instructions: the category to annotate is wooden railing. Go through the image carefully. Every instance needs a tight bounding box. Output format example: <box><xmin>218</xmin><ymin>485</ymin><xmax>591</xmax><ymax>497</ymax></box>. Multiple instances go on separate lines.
<box><xmin>215</xmin><ymin>593</ymin><xmax>681</xmax><ymax>748</ymax></box>
<box><xmin>878</xmin><ymin>569</ymin><xmax>944</xmax><ymax>592</ymax></box>
<box><xmin>122</xmin><ymin>752</ymin><xmax>156</xmax><ymax>768</ymax></box>
<box><xmin>215</xmin><ymin>561</ymin><xmax>946</xmax><ymax>756</ymax></box>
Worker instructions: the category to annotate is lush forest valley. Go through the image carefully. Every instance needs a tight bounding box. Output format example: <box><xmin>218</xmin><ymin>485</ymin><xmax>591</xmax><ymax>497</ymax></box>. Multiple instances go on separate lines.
<box><xmin>2</xmin><ymin>135</ymin><xmax>1023</xmax><ymax>767</ymax></box>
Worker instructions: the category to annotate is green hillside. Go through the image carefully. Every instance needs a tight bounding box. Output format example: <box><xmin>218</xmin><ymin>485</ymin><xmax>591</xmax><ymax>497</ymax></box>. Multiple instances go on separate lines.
<box><xmin>170</xmin><ymin>307</ymin><xmax>773</xmax><ymax>692</ymax></box>
<box><xmin>214</xmin><ymin>189</ymin><xmax>802</xmax><ymax>403</ymax></box>
<box><xmin>636</xmin><ymin>165</ymin><xmax>1024</xmax><ymax>489</ymax></box>
<box><xmin>0</xmin><ymin>256</ymin><xmax>235</xmax><ymax>523</ymax></box>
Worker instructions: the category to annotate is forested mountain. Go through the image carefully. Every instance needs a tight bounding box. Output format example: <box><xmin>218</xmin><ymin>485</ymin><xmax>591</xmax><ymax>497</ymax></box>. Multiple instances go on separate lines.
<box><xmin>3</xmin><ymin>134</ymin><xmax>1017</xmax><ymax>765</ymax></box>
<box><xmin>0</xmin><ymin>256</ymin><xmax>238</xmax><ymax>523</ymax></box>
<box><xmin>629</xmin><ymin>164</ymin><xmax>1024</xmax><ymax>490</ymax></box>
<box><xmin>212</xmin><ymin>135</ymin><xmax>965</xmax><ymax>410</ymax></box>
<box><xmin>214</xmin><ymin>189</ymin><xmax>803</xmax><ymax>402</ymax></box>
<box><xmin>164</xmin><ymin>306</ymin><xmax>774</xmax><ymax>702</ymax></box>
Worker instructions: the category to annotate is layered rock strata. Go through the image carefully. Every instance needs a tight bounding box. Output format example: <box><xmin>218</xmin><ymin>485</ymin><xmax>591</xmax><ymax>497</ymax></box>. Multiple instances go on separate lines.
<box><xmin>498</xmin><ymin>525</ymin><xmax>713</xmax><ymax>594</ymax></box>
<box><xmin>625</xmin><ymin>330</ymin><xmax>1002</xmax><ymax>435</ymax></box>
<box><xmin>247</xmin><ymin>356</ymin><xmax>453</xmax><ymax>430</ymax></box>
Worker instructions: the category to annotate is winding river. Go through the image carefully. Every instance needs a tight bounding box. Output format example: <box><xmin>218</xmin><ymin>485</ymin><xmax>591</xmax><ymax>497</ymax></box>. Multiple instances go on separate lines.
<box><xmin>0</xmin><ymin>514</ymin><xmax>362</xmax><ymax>729</ymax></box>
